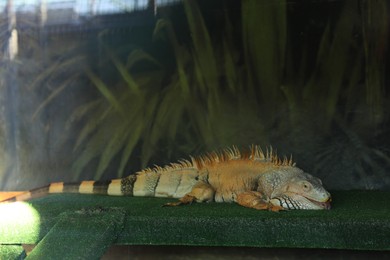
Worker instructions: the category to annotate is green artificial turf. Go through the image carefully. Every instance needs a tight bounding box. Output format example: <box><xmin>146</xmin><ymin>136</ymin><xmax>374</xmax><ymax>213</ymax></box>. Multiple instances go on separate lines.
<box><xmin>26</xmin><ymin>208</ymin><xmax>125</xmax><ymax>260</ymax></box>
<box><xmin>1</xmin><ymin>191</ymin><xmax>389</xmax><ymax>259</ymax></box>
<box><xmin>0</xmin><ymin>245</ymin><xmax>26</xmax><ymax>260</ymax></box>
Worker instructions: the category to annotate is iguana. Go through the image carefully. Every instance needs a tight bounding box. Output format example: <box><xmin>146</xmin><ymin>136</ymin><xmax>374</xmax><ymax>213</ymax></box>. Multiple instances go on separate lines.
<box><xmin>1</xmin><ymin>146</ymin><xmax>331</xmax><ymax>211</ymax></box>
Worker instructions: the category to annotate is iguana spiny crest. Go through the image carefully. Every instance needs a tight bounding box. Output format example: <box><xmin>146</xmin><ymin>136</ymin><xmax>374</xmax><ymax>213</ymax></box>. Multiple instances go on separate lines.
<box><xmin>1</xmin><ymin>145</ymin><xmax>331</xmax><ymax>211</ymax></box>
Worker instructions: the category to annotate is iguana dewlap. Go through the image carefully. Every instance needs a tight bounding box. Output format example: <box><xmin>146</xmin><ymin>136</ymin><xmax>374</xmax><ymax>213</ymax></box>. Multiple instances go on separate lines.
<box><xmin>1</xmin><ymin>146</ymin><xmax>331</xmax><ymax>211</ymax></box>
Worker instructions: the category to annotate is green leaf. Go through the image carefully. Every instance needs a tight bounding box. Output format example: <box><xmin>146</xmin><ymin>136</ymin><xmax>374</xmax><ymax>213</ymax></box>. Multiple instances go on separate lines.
<box><xmin>104</xmin><ymin>47</ymin><xmax>140</xmax><ymax>94</ymax></box>
<box><xmin>85</xmin><ymin>68</ymin><xmax>124</xmax><ymax>114</ymax></box>
<box><xmin>95</xmin><ymin>120</ymin><xmax>129</xmax><ymax>180</ymax></box>
<box><xmin>184</xmin><ymin>0</ymin><xmax>219</xmax><ymax>94</ymax></box>
<box><xmin>117</xmin><ymin>122</ymin><xmax>144</xmax><ymax>177</ymax></box>
<box><xmin>32</xmin><ymin>74</ymin><xmax>78</xmax><ymax>120</ymax></box>
<box><xmin>154</xmin><ymin>19</ymin><xmax>191</xmax><ymax>95</ymax></box>
<box><xmin>242</xmin><ymin>0</ymin><xmax>286</xmax><ymax>104</ymax></box>
<box><xmin>66</xmin><ymin>100</ymin><xmax>102</xmax><ymax>130</ymax></box>
<box><xmin>222</xmin><ymin>40</ymin><xmax>238</xmax><ymax>93</ymax></box>
<box><xmin>28</xmin><ymin>56</ymin><xmax>85</xmax><ymax>91</ymax></box>
<box><xmin>73</xmin><ymin>106</ymin><xmax>106</xmax><ymax>151</ymax></box>
<box><xmin>126</xmin><ymin>49</ymin><xmax>161</xmax><ymax>70</ymax></box>
<box><xmin>72</xmin><ymin>130</ymin><xmax>108</xmax><ymax>181</ymax></box>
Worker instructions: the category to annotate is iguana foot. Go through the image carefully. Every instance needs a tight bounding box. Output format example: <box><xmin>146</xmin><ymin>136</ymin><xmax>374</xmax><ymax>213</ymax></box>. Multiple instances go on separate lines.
<box><xmin>236</xmin><ymin>191</ymin><xmax>285</xmax><ymax>212</ymax></box>
<box><xmin>163</xmin><ymin>181</ymin><xmax>215</xmax><ymax>207</ymax></box>
<box><xmin>268</xmin><ymin>204</ymin><xmax>285</xmax><ymax>212</ymax></box>
<box><xmin>163</xmin><ymin>194</ymin><xmax>196</xmax><ymax>207</ymax></box>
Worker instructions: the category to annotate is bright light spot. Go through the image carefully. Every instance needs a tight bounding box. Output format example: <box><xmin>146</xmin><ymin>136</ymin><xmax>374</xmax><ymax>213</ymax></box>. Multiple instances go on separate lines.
<box><xmin>0</xmin><ymin>202</ymin><xmax>40</xmax><ymax>242</ymax></box>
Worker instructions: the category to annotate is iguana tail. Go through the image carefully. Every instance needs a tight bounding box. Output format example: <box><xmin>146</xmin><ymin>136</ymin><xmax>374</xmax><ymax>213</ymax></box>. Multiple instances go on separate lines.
<box><xmin>0</xmin><ymin>163</ymin><xmax>201</xmax><ymax>203</ymax></box>
<box><xmin>0</xmin><ymin>178</ymin><xmax>133</xmax><ymax>203</ymax></box>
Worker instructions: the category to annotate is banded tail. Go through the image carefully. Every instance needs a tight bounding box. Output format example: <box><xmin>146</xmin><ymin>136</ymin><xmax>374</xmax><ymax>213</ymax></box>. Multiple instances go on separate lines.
<box><xmin>1</xmin><ymin>164</ymin><xmax>201</xmax><ymax>203</ymax></box>
<box><xmin>0</xmin><ymin>179</ymin><xmax>128</xmax><ymax>203</ymax></box>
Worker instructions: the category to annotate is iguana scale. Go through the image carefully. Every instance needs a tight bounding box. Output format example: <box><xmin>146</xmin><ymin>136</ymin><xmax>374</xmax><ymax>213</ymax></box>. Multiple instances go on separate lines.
<box><xmin>1</xmin><ymin>146</ymin><xmax>331</xmax><ymax>211</ymax></box>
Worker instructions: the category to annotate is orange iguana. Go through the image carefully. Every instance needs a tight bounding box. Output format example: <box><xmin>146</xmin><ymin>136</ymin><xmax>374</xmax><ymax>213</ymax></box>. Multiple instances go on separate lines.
<box><xmin>1</xmin><ymin>146</ymin><xmax>331</xmax><ymax>211</ymax></box>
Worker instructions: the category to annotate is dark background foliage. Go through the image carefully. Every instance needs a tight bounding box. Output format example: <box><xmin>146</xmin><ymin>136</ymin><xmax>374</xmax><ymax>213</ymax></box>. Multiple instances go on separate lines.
<box><xmin>0</xmin><ymin>0</ymin><xmax>389</xmax><ymax>191</ymax></box>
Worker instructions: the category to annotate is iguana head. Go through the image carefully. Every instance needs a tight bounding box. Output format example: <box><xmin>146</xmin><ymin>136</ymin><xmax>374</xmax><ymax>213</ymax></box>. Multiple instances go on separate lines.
<box><xmin>268</xmin><ymin>169</ymin><xmax>332</xmax><ymax>210</ymax></box>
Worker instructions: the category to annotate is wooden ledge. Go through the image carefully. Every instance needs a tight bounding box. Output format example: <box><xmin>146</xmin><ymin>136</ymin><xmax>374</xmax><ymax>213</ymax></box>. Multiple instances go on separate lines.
<box><xmin>0</xmin><ymin>192</ymin><xmax>25</xmax><ymax>202</ymax></box>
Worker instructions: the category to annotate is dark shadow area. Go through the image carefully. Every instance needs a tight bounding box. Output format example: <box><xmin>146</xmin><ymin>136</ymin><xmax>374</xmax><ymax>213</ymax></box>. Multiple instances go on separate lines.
<box><xmin>102</xmin><ymin>245</ymin><xmax>390</xmax><ymax>260</ymax></box>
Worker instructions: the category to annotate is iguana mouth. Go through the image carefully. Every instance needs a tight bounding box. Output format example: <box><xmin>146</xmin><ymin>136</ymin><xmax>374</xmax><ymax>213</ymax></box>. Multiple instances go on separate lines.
<box><xmin>307</xmin><ymin>197</ymin><xmax>332</xmax><ymax>210</ymax></box>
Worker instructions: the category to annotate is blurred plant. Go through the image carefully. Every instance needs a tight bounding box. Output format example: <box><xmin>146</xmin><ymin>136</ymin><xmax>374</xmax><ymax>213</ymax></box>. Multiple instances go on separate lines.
<box><xmin>361</xmin><ymin>0</ymin><xmax>388</xmax><ymax>128</ymax></box>
<box><xmin>280</xmin><ymin>0</ymin><xmax>390</xmax><ymax>188</ymax></box>
<box><xmin>33</xmin><ymin>0</ymin><xmax>389</xmax><ymax>188</ymax></box>
<box><xmin>70</xmin><ymin>0</ymin><xmax>269</xmax><ymax>180</ymax></box>
<box><xmin>70</xmin><ymin>47</ymin><xmax>162</xmax><ymax>180</ymax></box>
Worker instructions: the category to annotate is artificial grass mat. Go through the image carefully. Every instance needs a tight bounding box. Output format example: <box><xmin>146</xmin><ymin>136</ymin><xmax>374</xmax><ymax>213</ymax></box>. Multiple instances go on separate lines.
<box><xmin>0</xmin><ymin>191</ymin><xmax>389</xmax><ymax>258</ymax></box>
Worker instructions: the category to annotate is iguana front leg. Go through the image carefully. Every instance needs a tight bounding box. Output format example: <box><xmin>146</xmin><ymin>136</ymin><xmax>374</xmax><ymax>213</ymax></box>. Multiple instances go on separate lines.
<box><xmin>236</xmin><ymin>191</ymin><xmax>285</xmax><ymax>212</ymax></box>
<box><xmin>164</xmin><ymin>182</ymin><xmax>215</xmax><ymax>207</ymax></box>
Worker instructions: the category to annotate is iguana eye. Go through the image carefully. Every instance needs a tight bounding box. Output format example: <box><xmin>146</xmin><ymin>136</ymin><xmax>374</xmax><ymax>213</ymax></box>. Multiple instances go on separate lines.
<box><xmin>302</xmin><ymin>182</ymin><xmax>311</xmax><ymax>191</ymax></box>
